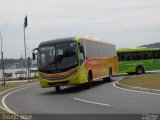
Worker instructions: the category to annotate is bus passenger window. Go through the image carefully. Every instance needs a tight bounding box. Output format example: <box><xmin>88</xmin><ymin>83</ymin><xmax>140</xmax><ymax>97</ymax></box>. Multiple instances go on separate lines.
<box><xmin>142</xmin><ymin>51</ymin><xmax>152</xmax><ymax>60</ymax></box>
<box><xmin>153</xmin><ymin>50</ymin><xmax>160</xmax><ymax>59</ymax></box>
<box><xmin>131</xmin><ymin>52</ymin><xmax>141</xmax><ymax>60</ymax></box>
<box><xmin>121</xmin><ymin>52</ymin><xmax>131</xmax><ymax>61</ymax></box>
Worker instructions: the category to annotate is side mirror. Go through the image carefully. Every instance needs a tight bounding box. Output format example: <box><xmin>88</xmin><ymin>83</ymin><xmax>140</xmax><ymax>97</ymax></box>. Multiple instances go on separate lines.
<box><xmin>80</xmin><ymin>46</ymin><xmax>84</xmax><ymax>53</ymax></box>
<box><xmin>32</xmin><ymin>53</ymin><xmax>36</xmax><ymax>60</ymax></box>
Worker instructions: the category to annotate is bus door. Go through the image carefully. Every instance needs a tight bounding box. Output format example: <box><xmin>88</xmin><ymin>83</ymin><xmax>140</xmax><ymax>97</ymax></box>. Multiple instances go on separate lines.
<box><xmin>152</xmin><ymin>50</ymin><xmax>160</xmax><ymax>70</ymax></box>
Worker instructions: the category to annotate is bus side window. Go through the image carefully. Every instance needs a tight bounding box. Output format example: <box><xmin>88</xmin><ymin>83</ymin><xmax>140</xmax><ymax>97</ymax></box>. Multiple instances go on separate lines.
<box><xmin>131</xmin><ymin>52</ymin><xmax>141</xmax><ymax>60</ymax></box>
<box><xmin>153</xmin><ymin>50</ymin><xmax>160</xmax><ymax>59</ymax></box>
<box><xmin>142</xmin><ymin>51</ymin><xmax>152</xmax><ymax>60</ymax></box>
<box><xmin>121</xmin><ymin>52</ymin><xmax>131</xmax><ymax>61</ymax></box>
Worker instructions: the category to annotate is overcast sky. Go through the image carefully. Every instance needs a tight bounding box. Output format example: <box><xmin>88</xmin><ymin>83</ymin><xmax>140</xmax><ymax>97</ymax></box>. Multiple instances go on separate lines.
<box><xmin>0</xmin><ymin>0</ymin><xmax>160</xmax><ymax>58</ymax></box>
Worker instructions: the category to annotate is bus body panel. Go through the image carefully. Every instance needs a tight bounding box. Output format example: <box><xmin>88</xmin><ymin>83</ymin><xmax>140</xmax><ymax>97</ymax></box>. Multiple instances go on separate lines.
<box><xmin>85</xmin><ymin>56</ymin><xmax>118</xmax><ymax>80</ymax></box>
<box><xmin>83</xmin><ymin>37</ymin><xmax>118</xmax><ymax>80</ymax></box>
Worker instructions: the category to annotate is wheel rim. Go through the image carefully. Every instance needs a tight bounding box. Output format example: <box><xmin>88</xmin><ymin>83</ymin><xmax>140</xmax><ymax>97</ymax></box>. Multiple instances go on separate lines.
<box><xmin>137</xmin><ymin>67</ymin><xmax>143</xmax><ymax>74</ymax></box>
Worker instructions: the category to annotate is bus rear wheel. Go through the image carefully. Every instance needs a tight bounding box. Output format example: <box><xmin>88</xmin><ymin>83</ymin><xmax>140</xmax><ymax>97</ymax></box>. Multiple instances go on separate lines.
<box><xmin>103</xmin><ymin>68</ymin><xmax>112</xmax><ymax>82</ymax></box>
<box><xmin>55</xmin><ymin>86</ymin><xmax>60</xmax><ymax>92</ymax></box>
<box><xmin>127</xmin><ymin>72</ymin><xmax>134</xmax><ymax>75</ymax></box>
<box><xmin>136</xmin><ymin>66</ymin><xmax>144</xmax><ymax>75</ymax></box>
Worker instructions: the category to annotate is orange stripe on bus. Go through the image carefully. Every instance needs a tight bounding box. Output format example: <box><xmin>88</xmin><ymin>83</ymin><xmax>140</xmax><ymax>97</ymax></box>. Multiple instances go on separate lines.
<box><xmin>39</xmin><ymin>67</ymin><xmax>76</xmax><ymax>79</ymax></box>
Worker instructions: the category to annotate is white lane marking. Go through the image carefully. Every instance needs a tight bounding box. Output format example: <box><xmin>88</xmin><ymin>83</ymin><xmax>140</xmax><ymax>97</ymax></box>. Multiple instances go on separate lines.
<box><xmin>2</xmin><ymin>84</ymin><xmax>38</xmax><ymax>115</ymax></box>
<box><xmin>74</xmin><ymin>98</ymin><xmax>111</xmax><ymax>107</ymax></box>
<box><xmin>113</xmin><ymin>82</ymin><xmax>160</xmax><ymax>96</ymax></box>
<box><xmin>0</xmin><ymin>105</ymin><xmax>7</xmax><ymax>111</ymax></box>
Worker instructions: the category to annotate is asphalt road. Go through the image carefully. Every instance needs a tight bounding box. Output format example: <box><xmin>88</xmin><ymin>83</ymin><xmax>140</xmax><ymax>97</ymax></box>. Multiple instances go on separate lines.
<box><xmin>4</xmin><ymin>76</ymin><xmax>160</xmax><ymax>120</ymax></box>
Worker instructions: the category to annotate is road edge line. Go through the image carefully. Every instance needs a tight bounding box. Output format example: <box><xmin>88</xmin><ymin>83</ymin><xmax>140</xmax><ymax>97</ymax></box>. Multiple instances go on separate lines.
<box><xmin>0</xmin><ymin>82</ymin><xmax>38</xmax><ymax>96</ymax></box>
<box><xmin>1</xmin><ymin>84</ymin><xmax>38</xmax><ymax>115</ymax></box>
<box><xmin>113</xmin><ymin>80</ymin><xmax>160</xmax><ymax>96</ymax></box>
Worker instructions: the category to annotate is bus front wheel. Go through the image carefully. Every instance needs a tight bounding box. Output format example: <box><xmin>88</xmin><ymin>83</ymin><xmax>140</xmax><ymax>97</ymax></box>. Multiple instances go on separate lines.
<box><xmin>136</xmin><ymin>66</ymin><xmax>144</xmax><ymax>75</ymax></box>
<box><xmin>55</xmin><ymin>86</ymin><xmax>60</xmax><ymax>92</ymax></box>
<box><xmin>85</xmin><ymin>72</ymin><xmax>92</xmax><ymax>89</ymax></box>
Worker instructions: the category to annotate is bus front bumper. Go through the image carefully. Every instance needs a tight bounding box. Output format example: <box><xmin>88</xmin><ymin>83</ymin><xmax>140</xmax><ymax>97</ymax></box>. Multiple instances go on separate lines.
<box><xmin>48</xmin><ymin>80</ymin><xmax>69</xmax><ymax>87</ymax></box>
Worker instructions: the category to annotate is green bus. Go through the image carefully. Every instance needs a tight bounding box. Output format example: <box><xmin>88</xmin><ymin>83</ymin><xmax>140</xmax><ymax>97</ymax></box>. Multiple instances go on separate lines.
<box><xmin>117</xmin><ymin>47</ymin><xmax>160</xmax><ymax>74</ymax></box>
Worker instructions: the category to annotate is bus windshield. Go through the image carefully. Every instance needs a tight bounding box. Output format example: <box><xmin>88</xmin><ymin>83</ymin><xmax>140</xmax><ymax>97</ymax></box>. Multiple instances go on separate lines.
<box><xmin>38</xmin><ymin>42</ymin><xmax>78</xmax><ymax>73</ymax></box>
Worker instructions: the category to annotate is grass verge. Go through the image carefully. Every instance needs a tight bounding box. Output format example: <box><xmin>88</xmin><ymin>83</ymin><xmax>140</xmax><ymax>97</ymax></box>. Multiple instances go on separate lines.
<box><xmin>119</xmin><ymin>73</ymin><xmax>160</xmax><ymax>90</ymax></box>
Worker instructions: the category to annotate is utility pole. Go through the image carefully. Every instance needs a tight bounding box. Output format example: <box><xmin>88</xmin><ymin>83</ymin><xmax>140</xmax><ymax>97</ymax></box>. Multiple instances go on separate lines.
<box><xmin>27</xmin><ymin>57</ymin><xmax>31</xmax><ymax>82</ymax></box>
<box><xmin>0</xmin><ymin>32</ymin><xmax>5</xmax><ymax>86</ymax></box>
<box><xmin>24</xmin><ymin>15</ymin><xmax>28</xmax><ymax>81</ymax></box>
<box><xmin>20</xmin><ymin>54</ymin><xmax>24</xmax><ymax>78</ymax></box>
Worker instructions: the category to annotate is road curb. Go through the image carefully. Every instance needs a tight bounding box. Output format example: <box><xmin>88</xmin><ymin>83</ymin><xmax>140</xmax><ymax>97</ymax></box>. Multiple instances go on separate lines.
<box><xmin>115</xmin><ymin>80</ymin><xmax>160</xmax><ymax>94</ymax></box>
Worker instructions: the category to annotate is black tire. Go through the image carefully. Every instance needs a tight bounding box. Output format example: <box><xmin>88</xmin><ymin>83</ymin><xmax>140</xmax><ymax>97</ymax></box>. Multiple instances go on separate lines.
<box><xmin>55</xmin><ymin>86</ymin><xmax>60</xmax><ymax>92</ymax></box>
<box><xmin>136</xmin><ymin>66</ymin><xmax>144</xmax><ymax>75</ymax></box>
<box><xmin>127</xmin><ymin>72</ymin><xmax>134</xmax><ymax>75</ymax></box>
<box><xmin>108</xmin><ymin>68</ymin><xmax>112</xmax><ymax>81</ymax></box>
<box><xmin>103</xmin><ymin>68</ymin><xmax>112</xmax><ymax>82</ymax></box>
<box><xmin>85</xmin><ymin>72</ymin><xmax>92</xmax><ymax>89</ymax></box>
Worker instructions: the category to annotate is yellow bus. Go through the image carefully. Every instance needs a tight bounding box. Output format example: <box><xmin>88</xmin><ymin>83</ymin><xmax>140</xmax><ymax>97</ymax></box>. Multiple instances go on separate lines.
<box><xmin>33</xmin><ymin>36</ymin><xmax>118</xmax><ymax>91</ymax></box>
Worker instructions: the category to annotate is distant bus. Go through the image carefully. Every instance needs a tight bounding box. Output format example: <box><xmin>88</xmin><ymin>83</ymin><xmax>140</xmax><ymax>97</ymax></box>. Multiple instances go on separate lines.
<box><xmin>33</xmin><ymin>36</ymin><xmax>118</xmax><ymax>91</ymax></box>
<box><xmin>117</xmin><ymin>47</ymin><xmax>160</xmax><ymax>74</ymax></box>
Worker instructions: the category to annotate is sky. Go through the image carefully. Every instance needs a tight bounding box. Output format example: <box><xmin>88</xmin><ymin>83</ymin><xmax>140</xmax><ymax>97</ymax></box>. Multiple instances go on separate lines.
<box><xmin>0</xmin><ymin>0</ymin><xmax>160</xmax><ymax>58</ymax></box>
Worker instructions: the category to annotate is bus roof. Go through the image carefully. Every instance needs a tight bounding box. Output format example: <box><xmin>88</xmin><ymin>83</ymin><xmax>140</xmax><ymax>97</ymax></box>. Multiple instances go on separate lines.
<box><xmin>117</xmin><ymin>47</ymin><xmax>160</xmax><ymax>52</ymax></box>
<box><xmin>75</xmin><ymin>36</ymin><xmax>115</xmax><ymax>46</ymax></box>
<box><xmin>39</xmin><ymin>36</ymin><xmax>115</xmax><ymax>47</ymax></box>
<box><xmin>39</xmin><ymin>37</ymin><xmax>75</xmax><ymax>47</ymax></box>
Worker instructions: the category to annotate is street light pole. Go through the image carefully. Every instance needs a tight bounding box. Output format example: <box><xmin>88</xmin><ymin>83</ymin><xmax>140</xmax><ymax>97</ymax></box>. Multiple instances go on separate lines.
<box><xmin>23</xmin><ymin>24</ymin><xmax>27</xmax><ymax>81</ymax></box>
<box><xmin>1</xmin><ymin>52</ymin><xmax>5</xmax><ymax>85</ymax></box>
<box><xmin>0</xmin><ymin>32</ymin><xmax>5</xmax><ymax>86</ymax></box>
<box><xmin>24</xmin><ymin>15</ymin><xmax>28</xmax><ymax>81</ymax></box>
<box><xmin>27</xmin><ymin>57</ymin><xmax>31</xmax><ymax>81</ymax></box>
